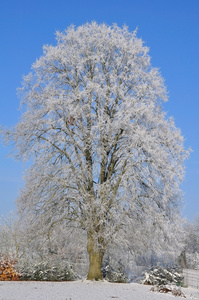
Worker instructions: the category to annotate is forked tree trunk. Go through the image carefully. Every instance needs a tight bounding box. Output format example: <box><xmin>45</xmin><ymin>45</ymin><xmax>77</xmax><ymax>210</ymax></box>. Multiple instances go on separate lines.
<box><xmin>87</xmin><ymin>233</ymin><xmax>104</xmax><ymax>280</ymax></box>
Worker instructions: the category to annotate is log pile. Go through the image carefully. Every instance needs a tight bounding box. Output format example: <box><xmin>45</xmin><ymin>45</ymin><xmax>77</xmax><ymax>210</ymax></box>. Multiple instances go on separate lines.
<box><xmin>150</xmin><ymin>285</ymin><xmax>186</xmax><ymax>298</ymax></box>
<box><xmin>0</xmin><ymin>254</ymin><xmax>20</xmax><ymax>281</ymax></box>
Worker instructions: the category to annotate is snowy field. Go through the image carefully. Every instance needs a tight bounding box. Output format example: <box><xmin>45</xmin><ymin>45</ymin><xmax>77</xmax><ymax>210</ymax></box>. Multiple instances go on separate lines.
<box><xmin>0</xmin><ymin>280</ymin><xmax>199</xmax><ymax>300</ymax></box>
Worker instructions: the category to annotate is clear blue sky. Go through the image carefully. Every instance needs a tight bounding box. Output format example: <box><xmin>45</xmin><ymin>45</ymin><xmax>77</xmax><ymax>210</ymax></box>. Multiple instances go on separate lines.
<box><xmin>0</xmin><ymin>0</ymin><xmax>199</xmax><ymax>220</ymax></box>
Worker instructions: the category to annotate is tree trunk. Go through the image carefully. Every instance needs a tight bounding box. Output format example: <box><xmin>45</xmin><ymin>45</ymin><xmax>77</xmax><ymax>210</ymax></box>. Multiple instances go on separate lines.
<box><xmin>87</xmin><ymin>233</ymin><xmax>104</xmax><ymax>280</ymax></box>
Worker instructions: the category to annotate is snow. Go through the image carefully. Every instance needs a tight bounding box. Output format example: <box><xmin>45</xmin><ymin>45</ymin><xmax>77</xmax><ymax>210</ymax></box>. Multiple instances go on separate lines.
<box><xmin>0</xmin><ymin>280</ymin><xmax>199</xmax><ymax>300</ymax></box>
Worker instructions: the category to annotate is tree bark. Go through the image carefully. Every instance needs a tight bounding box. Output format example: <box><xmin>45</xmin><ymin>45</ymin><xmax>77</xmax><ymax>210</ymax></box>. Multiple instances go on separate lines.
<box><xmin>87</xmin><ymin>233</ymin><xmax>104</xmax><ymax>280</ymax></box>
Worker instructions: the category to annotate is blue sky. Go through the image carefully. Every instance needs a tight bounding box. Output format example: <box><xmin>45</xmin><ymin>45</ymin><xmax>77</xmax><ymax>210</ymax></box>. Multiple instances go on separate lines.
<box><xmin>0</xmin><ymin>0</ymin><xmax>199</xmax><ymax>220</ymax></box>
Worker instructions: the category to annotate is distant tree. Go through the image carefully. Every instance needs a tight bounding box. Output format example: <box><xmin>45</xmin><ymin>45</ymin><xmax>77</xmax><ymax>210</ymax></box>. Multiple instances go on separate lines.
<box><xmin>185</xmin><ymin>216</ymin><xmax>199</xmax><ymax>253</ymax></box>
<box><xmin>1</xmin><ymin>23</ymin><xmax>189</xmax><ymax>280</ymax></box>
<box><xmin>0</xmin><ymin>215</ymin><xmax>23</xmax><ymax>258</ymax></box>
<box><xmin>181</xmin><ymin>215</ymin><xmax>199</xmax><ymax>269</ymax></box>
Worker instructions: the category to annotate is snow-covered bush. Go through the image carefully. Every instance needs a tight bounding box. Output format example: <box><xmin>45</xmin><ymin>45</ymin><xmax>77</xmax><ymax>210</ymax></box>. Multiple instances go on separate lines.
<box><xmin>102</xmin><ymin>264</ymin><xmax>129</xmax><ymax>283</ymax></box>
<box><xmin>102</xmin><ymin>256</ymin><xmax>129</xmax><ymax>283</ymax></box>
<box><xmin>142</xmin><ymin>267</ymin><xmax>183</xmax><ymax>286</ymax></box>
<box><xmin>17</xmin><ymin>259</ymin><xmax>77</xmax><ymax>281</ymax></box>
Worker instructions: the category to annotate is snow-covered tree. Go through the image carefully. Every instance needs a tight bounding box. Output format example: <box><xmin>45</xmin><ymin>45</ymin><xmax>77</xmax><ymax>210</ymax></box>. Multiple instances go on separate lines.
<box><xmin>0</xmin><ymin>215</ymin><xmax>23</xmax><ymax>258</ymax></box>
<box><xmin>1</xmin><ymin>22</ymin><xmax>189</xmax><ymax>280</ymax></box>
<box><xmin>180</xmin><ymin>215</ymin><xmax>199</xmax><ymax>269</ymax></box>
<box><xmin>185</xmin><ymin>215</ymin><xmax>199</xmax><ymax>254</ymax></box>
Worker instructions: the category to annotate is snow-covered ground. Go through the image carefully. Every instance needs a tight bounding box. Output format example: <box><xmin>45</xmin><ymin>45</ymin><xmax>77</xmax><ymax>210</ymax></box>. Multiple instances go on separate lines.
<box><xmin>0</xmin><ymin>280</ymin><xmax>199</xmax><ymax>300</ymax></box>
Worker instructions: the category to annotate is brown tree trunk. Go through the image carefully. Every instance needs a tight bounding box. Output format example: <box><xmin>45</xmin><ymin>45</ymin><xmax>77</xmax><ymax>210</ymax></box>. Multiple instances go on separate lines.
<box><xmin>87</xmin><ymin>233</ymin><xmax>104</xmax><ymax>280</ymax></box>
